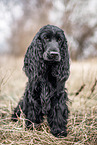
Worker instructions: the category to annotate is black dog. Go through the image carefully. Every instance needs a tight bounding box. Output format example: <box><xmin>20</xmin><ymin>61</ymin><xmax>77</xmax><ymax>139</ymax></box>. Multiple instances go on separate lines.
<box><xmin>12</xmin><ymin>25</ymin><xmax>70</xmax><ymax>137</ymax></box>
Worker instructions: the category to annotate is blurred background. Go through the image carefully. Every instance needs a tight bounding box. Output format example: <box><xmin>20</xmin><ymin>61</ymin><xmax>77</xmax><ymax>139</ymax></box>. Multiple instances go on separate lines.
<box><xmin>0</xmin><ymin>1</ymin><xmax>97</xmax><ymax>144</ymax></box>
<box><xmin>0</xmin><ymin>0</ymin><xmax>97</xmax><ymax>60</ymax></box>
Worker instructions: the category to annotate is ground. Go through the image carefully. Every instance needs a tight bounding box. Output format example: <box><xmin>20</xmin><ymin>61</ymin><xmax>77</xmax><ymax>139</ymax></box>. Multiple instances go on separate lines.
<box><xmin>0</xmin><ymin>56</ymin><xmax>97</xmax><ymax>144</ymax></box>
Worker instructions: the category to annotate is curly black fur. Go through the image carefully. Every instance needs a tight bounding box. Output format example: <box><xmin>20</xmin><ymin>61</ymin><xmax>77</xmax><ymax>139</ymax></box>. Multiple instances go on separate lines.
<box><xmin>11</xmin><ymin>25</ymin><xmax>70</xmax><ymax>137</ymax></box>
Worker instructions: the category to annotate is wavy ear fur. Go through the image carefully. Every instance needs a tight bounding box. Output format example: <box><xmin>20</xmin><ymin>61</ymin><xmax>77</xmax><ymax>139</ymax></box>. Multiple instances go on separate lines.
<box><xmin>23</xmin><ymin>33</ymin><xmax>47</xmax><ymax>80</ymax></box>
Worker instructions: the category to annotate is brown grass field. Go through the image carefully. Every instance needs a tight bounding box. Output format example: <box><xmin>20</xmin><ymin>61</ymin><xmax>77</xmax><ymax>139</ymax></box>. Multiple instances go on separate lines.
<box><xmin>0</xmin><ymin>56</ymin><xmax>97</xmax><ymax>145</ymax></box>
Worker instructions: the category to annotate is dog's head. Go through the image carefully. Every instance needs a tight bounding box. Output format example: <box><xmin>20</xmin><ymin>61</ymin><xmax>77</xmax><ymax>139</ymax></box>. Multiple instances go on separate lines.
<box><xmin>38</xmin><ymin>25</ymin><xmax>66</xmax><ymax>62</ymax></box>
<box><xmin>24</xmin><ymin>25</ymin><xmax>70</xmax><ymax>80</ymax></box>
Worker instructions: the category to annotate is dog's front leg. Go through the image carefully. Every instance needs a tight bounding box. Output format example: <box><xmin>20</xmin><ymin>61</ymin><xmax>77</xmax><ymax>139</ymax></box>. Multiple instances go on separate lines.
<box><xmin>47</xmin><ymin>91</ymin><xmax>69</xmax><ymax>137</ymax></box>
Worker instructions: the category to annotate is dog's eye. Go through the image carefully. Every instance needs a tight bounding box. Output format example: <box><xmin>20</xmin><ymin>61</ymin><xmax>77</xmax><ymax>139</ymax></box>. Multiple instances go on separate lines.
<box><xmin>44</xmin><ymin>36</ymin><xmax>48</xmax><ymax>40</ymax></box>
<box><xmin>57</xmin><ymin>37</ymin><xmax>61</xmax><ymax>42</ymax></box>
<box><xmin>58</xmin><ymin>37</ymin><xmax>61</xmax><ymax>41</ymax></box>
<box><xmin>56</xmin><ymin>34</ymin><xmax>61</xmax><ymax>42</ymax></box>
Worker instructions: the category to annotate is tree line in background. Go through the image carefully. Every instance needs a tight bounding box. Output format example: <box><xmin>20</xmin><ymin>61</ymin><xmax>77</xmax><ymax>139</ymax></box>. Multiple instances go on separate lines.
<box><xmin>2</xmin><ymin>0</ymin><xmax>97</xmax><ymax>60</ymax></box>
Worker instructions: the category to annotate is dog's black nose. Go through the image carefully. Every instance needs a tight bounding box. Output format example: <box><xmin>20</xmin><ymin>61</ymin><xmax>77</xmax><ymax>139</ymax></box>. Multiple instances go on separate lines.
<box><xmin>47</xmin><ymin>51</ymin><xmax>61</xmax><ymax>61</ymax></box>
<box><xmin>50</xmin><ymin>51</ymin><xmax>59</xmax><ymax>58</ymax></box>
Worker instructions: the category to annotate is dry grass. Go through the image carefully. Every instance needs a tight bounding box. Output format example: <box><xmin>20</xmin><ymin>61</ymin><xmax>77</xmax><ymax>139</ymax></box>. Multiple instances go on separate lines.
<box><xmin>0</xmin><ymin>56</ymin><xmax>97</xmax><ymax>145</ymax></box>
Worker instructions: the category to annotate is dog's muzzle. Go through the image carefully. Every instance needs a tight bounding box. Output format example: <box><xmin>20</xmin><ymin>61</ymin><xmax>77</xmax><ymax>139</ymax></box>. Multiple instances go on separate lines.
<box><xmin>43</xmin><ymin>40</ymin><xmax>61</xmax><ymax>62</ymax></box>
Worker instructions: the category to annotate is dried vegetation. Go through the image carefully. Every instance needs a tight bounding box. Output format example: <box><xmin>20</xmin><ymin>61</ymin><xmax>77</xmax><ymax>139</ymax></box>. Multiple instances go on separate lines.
<box><xmin>0</xmin><ymin>56</ymin><xmax>97</xmax><ymax>144</ymax></box>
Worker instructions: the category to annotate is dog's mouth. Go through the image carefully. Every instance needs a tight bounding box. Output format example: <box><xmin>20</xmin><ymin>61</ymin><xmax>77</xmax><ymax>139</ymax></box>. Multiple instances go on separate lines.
<box><xmin>43</xmin><ymin>51</ymin><xmax>61</xmax><ymax>62</ymax></box>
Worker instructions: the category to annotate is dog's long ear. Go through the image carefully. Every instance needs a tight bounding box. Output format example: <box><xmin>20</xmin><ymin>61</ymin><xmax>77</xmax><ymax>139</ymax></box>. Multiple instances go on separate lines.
<box><xmin>23</xmin><ymin>41</ymin><xmax>37</xmax><ymax>80</ymax></box>
<box><xmin>23</xmin><ymin>32</ymin><xmax>44</xmax><ymax>80</ymax></box>
<box><xmin>52</xmin><ymin>34</ymin><xmax>70</xmax><ymax>81</ymax></box>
